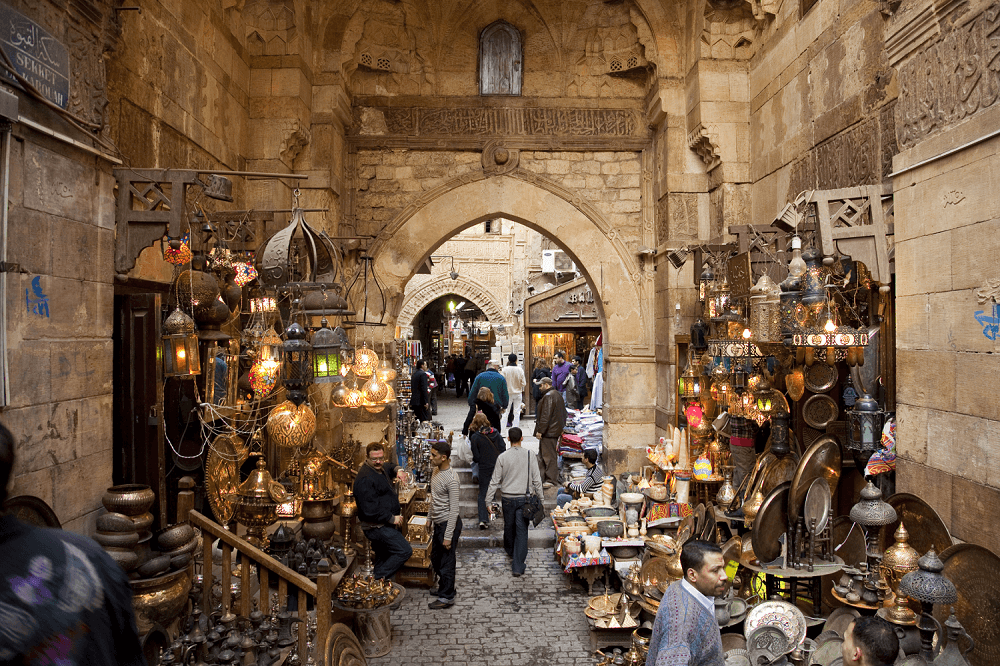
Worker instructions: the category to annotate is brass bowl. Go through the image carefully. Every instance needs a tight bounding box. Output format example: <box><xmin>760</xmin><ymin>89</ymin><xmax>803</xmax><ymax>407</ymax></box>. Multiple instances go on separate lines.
<box><xmin>102</xmin><ymin>484</ymin><xmax>155</xmax><ymax>517</ymax></box>
<box><xmin>156</xmin><ymin>524</ymin><xmax>195</xmax><ymax>551</ymax></box>
<box><xmin>131</xmin><ymin>566</ymin><xmax>192</xmax><ymax>635</ymax></box>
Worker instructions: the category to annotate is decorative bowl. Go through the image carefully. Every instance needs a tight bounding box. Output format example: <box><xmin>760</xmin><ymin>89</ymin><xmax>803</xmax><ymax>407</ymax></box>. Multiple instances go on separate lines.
<box><xmin>156</xmin><ymin>524</ymin><xmax>195</xmax><ymax>551</ymax></box>
<box><xmin>607</xmin><ymin>545</ymin><xmax>640</xmax><ymax>559</ymax></box>
<box><xmin>93</xmin><ymin>531</ymin><xmax>140</xmax><ymax>549</ymax></box>
<box><xmin>102</xmin><ymin>485</ymin><xmax>155</xmax><ymax>517</ymax></box>
<box><xmin>597</xmin><ymin>520</ymin><xmax>625</xmax><ymax>538</ymax></box>
<box><xmin>131</xmin><ymin>566</ymin><xmax>193</xmax><ymax>635</ymax></box>
<box><xmin>584</xmin><ymin>506</ymin><xmax>617</xmax><ymax>519</ymax></box>
<box><xmin>621</xmin><ymin>492</ymin><xmax>645</xmax><ymax>505</ymax></box>
<box><xmin>96</xmin><ymin>512</ymin><xmax>138</xmax><ymax>533</ymax></box>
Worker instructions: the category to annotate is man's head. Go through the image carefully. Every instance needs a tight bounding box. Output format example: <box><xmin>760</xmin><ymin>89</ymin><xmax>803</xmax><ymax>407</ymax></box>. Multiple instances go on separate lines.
<box><xmin>429</xmin><ymin>440</ymin><xmax>451</xmax><ymax>468</ymax></box>
<box><xmin>0</xmin><ymin>422</ymin><xmax>13</xmax><ymax>505</ymax></box>
<box><xmin>415</xmin><ymin>359</ymin><xmax>425</xmax><ymax>370</ymax></box>
<box><xmin>539</xmin><ymin>377</ymin><xmax>553</xmax><ymax>391</ymax></box>
<box><xmin>680</xmin><ymin>540</ymin><xmax>728</xmax><ymax>598</ymax></box>
<box><xmin>488</xmin><ymin>360</ymin><xmax>500</xmax><ymax>370</ymax></box>
<box><xmin>554</xmin><ymin>353</ymin><xmax>565</xmax><ymax>365</ymax></box>
<box><xmin>365</xmin><ymin>442</ymin><xmax>386</xmax><ymax>468</ymax></box>
<box><xmin>508</xmin><ymin>353</ymin><xmax>517</xmax><ymax>366</ymax></box>
<box><xmin>583</xmin><ymin>449</ymin><xmax>598</xmax><ymax>468</ymax></box>
<box><xmin>570</xmin><ymin>365</ymin><xmax>577</xmax><ymax>375</ymax></box>
<box><xmin>842</xmin><ymin>617</ymin><xmax>899</xmax><ymax>666</ymax></box>
<box><xmin>508</xmin><ymin>427</ymin><xmax>523</xmax><ymax>444</ymax></box>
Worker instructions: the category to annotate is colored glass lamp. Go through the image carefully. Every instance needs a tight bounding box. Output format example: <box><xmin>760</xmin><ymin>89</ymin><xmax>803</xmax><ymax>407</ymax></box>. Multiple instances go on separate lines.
<box><xmin>162</xmin><ymin>308</ymin><xmax>201</xmax><ymax>378</ymax></box>
<box><xmin>311</xmin><ymin>321</ymin><xmax>349</xmax><ymax>384</ymax></box>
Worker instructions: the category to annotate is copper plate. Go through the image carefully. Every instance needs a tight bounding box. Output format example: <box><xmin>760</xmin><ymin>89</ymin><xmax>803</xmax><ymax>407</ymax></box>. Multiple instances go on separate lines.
<box><xmin>700</xmin><ymin>503</ymin><xmax>717</xmax><ymax>542</ymax></box>
<box><xmin>934</xmin><ymin>543</ymin><xmax>1000</xmax><ymax>666</ymax></box>
<box><xmin>878</xmin><ymin>493</ymin><xmax>952</xmax><ymax>557</ymax></box>
<box><xmin>804</xmin><ymin>478</ymin><xmax>831</xmax><ymax>535</ymax></box>
<box><xmin>803</xmin><ymin>394</ymin><xmax>839</xmax><ymax>429</ymax></box>
<box><xmin>788</xmin><ymin>435</ymin><xmax>842</xmax><ymax>524</ymax></box>
<box><xmin>694</xmin><ymin>503</ymin><xmax>706</xmax><ymax>536</ymax></box>
<box><xmin>812</xmin><ymin>636</ymin><xmax>844</xmax><ymax>666</ymax></box>
<box><xmin>205</xmin><ymin>432</ymin><xmax>248</xmax><ymax>524</ymax></box>
<box><xmin>804</xmin><ymin>363</ymin><xmax>838</xmax><ymax>393</ymax></box>
<box><xmin>758</xmin><ymin>455</ymin><xmax>799</xmax><ymax>498</ymax></box>
<box><xmin>2</xmin><ymin>495</ymin><xmax>61</xmax><ymax>529</ymax></box>
<box><xmin>822</xmin><ymin>606</ymin><xmax>860</xmax><ymax>637</ymax></box>
<box><xmin>640</xmin><ymin>558</ymin><xmax>671</xmax><ymax>592</ymax></box>
<box><xmin>751</xmin><ymin>482</ymin><xmax>790</xmax><ymax>564</ymax></box>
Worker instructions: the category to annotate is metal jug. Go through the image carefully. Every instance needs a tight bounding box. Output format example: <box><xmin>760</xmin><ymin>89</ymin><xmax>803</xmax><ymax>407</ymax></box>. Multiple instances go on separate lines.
<box><xmin>933</xmin><ymin>612</ymin><xmax>974</xmax><ymax>666</ymax></box>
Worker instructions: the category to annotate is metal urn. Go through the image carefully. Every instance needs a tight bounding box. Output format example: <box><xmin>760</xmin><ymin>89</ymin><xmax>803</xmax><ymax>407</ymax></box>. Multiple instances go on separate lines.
<box><xmin>235</xmin><ymin>458</ymin><xmax>288</xmax><ymax>548</ymax></box>
<box><xmin>881</xmin><ymin>522</ymin><xmax>920</xmax><ymax>625</ymax></box>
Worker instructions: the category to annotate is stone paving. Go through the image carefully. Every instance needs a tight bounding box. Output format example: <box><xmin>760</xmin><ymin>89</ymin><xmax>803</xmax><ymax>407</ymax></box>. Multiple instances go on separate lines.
<box><xmin>369</xmin><ymin>548</ymin><xmax>597</xmax><ymax>666</ymax></box>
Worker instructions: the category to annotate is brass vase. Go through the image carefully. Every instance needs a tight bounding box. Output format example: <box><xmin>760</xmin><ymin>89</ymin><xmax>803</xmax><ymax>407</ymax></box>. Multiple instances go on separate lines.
<box><xmin>881</xmin><ymin>522</ymin><xmax>920</xmax><ymax>624</ymax></box>
<box><xmin>234</xmin><ymin>458</ymin><xmax>286</xmax><ymax>548</ymax></box>
<box><xmin>131</xmin><ymin>566</ymin><xmax>193</xmax><ymax>635</ymax></box>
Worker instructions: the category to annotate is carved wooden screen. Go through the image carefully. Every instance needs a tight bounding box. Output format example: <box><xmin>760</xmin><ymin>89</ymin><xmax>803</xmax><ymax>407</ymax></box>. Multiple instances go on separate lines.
<box><xmin>480</xmin><ymin>21</ymin><xmax>522</xmax><ymax>95</ymax></box>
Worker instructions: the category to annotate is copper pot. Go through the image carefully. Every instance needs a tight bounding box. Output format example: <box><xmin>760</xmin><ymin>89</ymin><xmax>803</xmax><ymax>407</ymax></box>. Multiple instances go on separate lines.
<box><xmin>102</xmin><ymin>484</ymin><xmax>155</xmax><ymax>517</ymax></box>
<box><xmin>131</xmin><ymin>566</ymin><xmax>192</xmax><ymax>635</ymax></box>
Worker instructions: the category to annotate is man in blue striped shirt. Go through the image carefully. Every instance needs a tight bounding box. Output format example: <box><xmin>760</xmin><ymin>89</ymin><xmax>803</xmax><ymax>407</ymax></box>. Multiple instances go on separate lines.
<box><xmin>557</xmin><ymin>449</ymin><xmax>604</xmax><ymax>507</ymax></box>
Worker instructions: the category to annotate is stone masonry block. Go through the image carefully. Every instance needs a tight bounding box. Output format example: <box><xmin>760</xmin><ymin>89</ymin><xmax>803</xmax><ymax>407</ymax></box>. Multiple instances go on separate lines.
<box><xmin>9</xmin><ymin>466</ymin><xmax>55</xmax><ymax>514</ymax></box>
<box><xmin>6</xmin><ymin>340</ymin><xmax>51</xmax><ymax>408</ymax></box>
<box><xmin>950</xmin><ymin>475</ymin><xmax>1000</xmax><ymax>556</ymax></box>
<box><xmin>926</xmin><ymin>409</ymin><xmax>990</xmax><ymax>485</ymax></box>
<box><xmin>7</xmin><ymin>207</ymin><xmax>52</xmax><ymax>276</ymax></box>
<box><xmin>49</xmin><ymin>340</ymin><xmax>113</xmax><ymax>402</ymax></box>
<box><xmin>601</xmin><ymin>162</ymin><xmax>621</xmax><ymax>175</ymax></box>
<box><xmin>955</xmin><ymin>352</ymin><xmax>1000</xmax><ymax>421</ymax></box>
<box><xmin>927</xmin><ymin>290</ymin><xmax>995</xmax><ymax>354</ymax></box>
<box><xmin>53</xmin><ymin>450</ymin><xmax>112</xmax><ymax>525</ymax></box>
<box><xmin>894</xmin><ymin>234</ymin><xmax>952</xmax><ymax>297</ymax></box>
<box><xmin>23</xmin><ymin>143</ymin><xmax>95</xmax><ymax>224</ymax></box>
<box><xmin>896</xmin><ymin>349</ymin><xmax>956</xmax><ymax>412</ymax></box>
<box><xmin>896</xmin><ymin>458</ymin><xmax>953</xmax><ymax>528</ymax></box>
<box><xmin>894</xmin><ymin>403</ymin><xmax>928</xmax><ymax>464</ymax></box>
<box><xmin>950</xmin><ymin>216</ymin><xmax>1000</xmax><ymax>292</ymax></box>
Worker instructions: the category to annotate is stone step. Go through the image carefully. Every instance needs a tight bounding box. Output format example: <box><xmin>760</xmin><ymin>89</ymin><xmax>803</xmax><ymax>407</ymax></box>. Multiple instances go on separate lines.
<box><xmin>456</xmin><ymin>524</ymin><xmax>555</xmax><ymax>550</ymax></box>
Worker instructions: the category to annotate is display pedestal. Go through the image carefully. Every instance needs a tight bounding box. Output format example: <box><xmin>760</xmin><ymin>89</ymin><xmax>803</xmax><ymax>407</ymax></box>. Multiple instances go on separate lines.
<box><xmin>330</xmin><ymin>584</ymin><xmax>407</xmax><ymax>659</ymax></box>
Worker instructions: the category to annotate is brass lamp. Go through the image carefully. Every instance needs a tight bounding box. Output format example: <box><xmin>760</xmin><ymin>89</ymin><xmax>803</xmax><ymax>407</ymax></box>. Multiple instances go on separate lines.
<box><xmin>266</xmin><ymin>401</ymin><xmax>317</xmax><ymax>449</ymax></box>
<box><xmin>898</xmin><ymin>547</ymin><xmax>957</xmax><ymax>662</ymax></box>
<box><xmin>749</xmin><ymin>274</ymin><xmax>781</xmax><ymax>343</ymax></box>
<box><xmin>850</xmin><ymin>481</ymin><xmax>897</xmax><ymax>571</ymax></box>
<box><xmin>880</xmin><ymin>522</ymin><xmax>920</xmax><ymax>625</ymax></box>
<box><xmin>162</xmin><ymin>308</ymin><xmax>201</xmax><ymax>377</ymax></box>
<box><xmin>235</xmin><ymin>457</ymin><xmax>288</xmax><ymax>548</ymax></box>
<box><xmin>678</xmin><ymin>350</ymin><xmax>702</xmax><ymax>399</ymax></box>
<box><xmin>847</xmin><ymin>391</ymin><xmax>886</xmax><ymax>470</ymax></box>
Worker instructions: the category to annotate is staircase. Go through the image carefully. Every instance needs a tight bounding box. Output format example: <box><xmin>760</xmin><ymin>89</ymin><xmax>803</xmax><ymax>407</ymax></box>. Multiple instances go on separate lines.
<box><xmin>450</xmin><ymin>458</ymin><xmax>557</xmax><ymax>550</ymax></box>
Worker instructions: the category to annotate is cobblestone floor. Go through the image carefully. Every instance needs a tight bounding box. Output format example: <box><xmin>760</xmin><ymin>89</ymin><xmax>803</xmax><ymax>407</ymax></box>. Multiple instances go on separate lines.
<box><xmin>368</xmin><ymin>548</ymin><xmax>597</xmax><ymax>666</ymax></box>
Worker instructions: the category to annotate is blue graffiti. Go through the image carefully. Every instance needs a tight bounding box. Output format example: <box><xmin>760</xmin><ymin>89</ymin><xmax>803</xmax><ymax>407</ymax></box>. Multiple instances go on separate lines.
<box><xmin>25</xmin><ymin>276</ymin><xmax>49</xmax><ymax>318</ymax></box>
<box><xmin>973</xmin><ymin>303</ymin><xmax>1000</xmax><ymax>340</ymax></box>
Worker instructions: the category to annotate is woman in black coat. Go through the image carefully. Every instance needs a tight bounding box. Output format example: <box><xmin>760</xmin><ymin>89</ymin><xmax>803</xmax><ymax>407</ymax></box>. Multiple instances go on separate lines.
<box><xmin>469</xmin><ymin>412</ymin><xmax>506</xmax><ymax>528</ymax></box>
<box><xmin>462</xmin><ymin>386</ymin><xmax>501</xmax><ymax>435</ymax></box>
<box><xmin>531</xmin><ymin>358</ymin><xmax>551</xmax><ymax>404</ymax></box>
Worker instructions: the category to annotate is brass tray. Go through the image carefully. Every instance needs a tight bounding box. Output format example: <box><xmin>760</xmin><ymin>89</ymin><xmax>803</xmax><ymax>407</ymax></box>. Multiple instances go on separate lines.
<box><xmin>721</xmin><ymin>535</ymin><xmax>742</xmax><ymax>566</ymax></box>
<box><xmin>640</xmin><ymin>557</ymin><xmax>673</xmax><ymax>591</ymax></box>
<box><xmin>205</xmin><ymin>432</ymin><xmax>248</xmax><ymax>524</ymax></box>
<box><xmin>744</xmin><ymin>599</ymin><xmax>807</xmax><ymax>646</ymax></box>
<box><xmin>878</xmin><ymin>493</ymin><xmax>952</xmax><ymax>557</ymax></box>
<box><xmin>803</xmin><ymin>394</ymin><xmax>839</xmax><ymax>429</ymax></box>
<box><xmin>751</xmin><ymin>482</ymin><xmax>790</xmax><ymax>564</ymax></box>
<box><xmin>758</xmin><ymin>455</ymin><xmax>798</xmax><ymax>498</ymax></box>
<box><xmin>934</xmin><ymin>543</ymin><xmax>1000</xmax><ymax>666</ymax></box>
<box><xmin>788</xmin><ymin>435</ymin><xmax>841</xmax><ymax>524</ymax></box>
<box><xmin>2</xmin><ymin>495</ymin><xmax>61</xmax><ymax>529</ymax></box>
<box><xmin>694</xmin><ymin>503</ymin><xmax>706</xmax><ymax>536</ymax></box>
<box><xmin>804</xmin><ymin>363</ymin><xmax>838</xmax><ymax>393</ymax></box>
<box><xmin>721</xmin><ymin>633</ymin><xmax>747</xmax><ymax>652</ymax></box>
<box><xmin>803</xmin><ymin>477</ymin><xmax>831</xmax><ymax>535</ymax></box>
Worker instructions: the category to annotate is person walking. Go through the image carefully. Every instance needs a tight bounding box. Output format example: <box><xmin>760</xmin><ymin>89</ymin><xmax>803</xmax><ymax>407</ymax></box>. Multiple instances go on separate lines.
<box><xmin>534</xmin><ymin>377</ymin><xmax>567</xmax><ymax>488</ymax></box>
<box><xmin>530</xmin><ymin>358</ymin><xmax>551</xmax><ymax>409</ymax></box>
<box><xmin>469</xmin><ymin>412</ymin><xmax>506</xmax><ymax>529</ymax></box>
<box><xmin>646</xmin><ymin>540</ymin><xmax>728</xmax><ymax>666</ymax></box>
<box><xmin>455</xmin><ymin>352</ymin><xmax>469</xmax><ymax>398</ymax></box>
<box><xmin>562</xmin><ymin>365</ymin><xmax>580</xmax><ymax>411</ymax></box>
<box><xmin>484</xmin><ymin>427</ymin><xmax>544</xmax><ymax>576</ymax></box>
<box><xmin>550</xmin><ymin>352</ymin><xmax>569</xmax><ymax>399</ymax></box>
<box><xmin>426</xmin><ymin>363</ymin><xmax>439</xmax><ymax>416</ymax></box>
<box><xmin>468</xmin><ymin>360</ymin><xmax>509</xmax><ymax>414</ymax></box>
<box><xmin>501</xmin><ymin>353</ymin><xmax>526</xmax><ymax>430</ymax></box>
<box><xmin>427</xmin><ymin>440</ymin><xmax>461</xmax><ymax>609</ymax></box>
<box><xmin>353</xmin><ymin>442</ymin><xmax>413</xmax><ymax>580</ymax></box>
<box><xmin>0</xmin><ymin>422</ymin><xmax>146</xmax><ymax>665</ymax></box>
<box><xmin>556</xmin><ymin>448</ymin><xmax>603</xmax><ymax>507</ymax></box>
<box><xmin>410</xmin><ymin>359</ymin><xmax>431</xmax><ymax>422</ymax></box>
<box><xmin>462</xmin><ymin>386</ymin><xmax>502</xmax><ymax>484</ymax></box>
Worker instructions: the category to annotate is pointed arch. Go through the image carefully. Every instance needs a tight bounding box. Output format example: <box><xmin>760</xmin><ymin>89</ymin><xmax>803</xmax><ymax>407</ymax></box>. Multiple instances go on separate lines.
<box><xmin>397</xmin><ymin>274</ymin><xmax>508</xmax><ymax>331</ymax></box>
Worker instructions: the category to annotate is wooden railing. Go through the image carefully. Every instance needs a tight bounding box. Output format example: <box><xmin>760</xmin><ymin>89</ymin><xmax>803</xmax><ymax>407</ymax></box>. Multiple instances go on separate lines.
<box><xmin>188</xmin><ymin>510</ymin><xmax>341</xmax><ymax>660</ymax></box>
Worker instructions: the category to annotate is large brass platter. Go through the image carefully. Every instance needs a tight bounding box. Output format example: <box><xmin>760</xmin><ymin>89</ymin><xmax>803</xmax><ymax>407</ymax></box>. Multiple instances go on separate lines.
<box><xmin>721</xmin><ymin>536</ymin><xmax>742</xmax><ymax>566</ymax></box>
<box><xmin>804</xmin><ymin>478</ymin><xmax>831</xmax><ymax>535</ymax></box>
<box><xmin>758</xmin><ymin>455</ymin><xmax>799</xmax><ymax>498</ymax></box>
<box><xmin>788</xmin><ymin>436</ymin><xmax>841</xmax><ymax>524</ymax></box>
<box><xmin>751</xmin><ymin>482</ymin><xmax>790</xmax><ymax>564</ymax></box>
<box><xmin>934</xmin><ymin>543</ymin><xmax>1000</xmax><ymax>666</ymax></box>
<box><xmin>700</xmin><ymin>503</ymin><xmax>717</xmax><ymax>542</ymax></box>
<box><xmin>640</xmin><ymin>556</ymin><xmax>673</xmax><ymax>591</ymax></box>
<box><xmin>205</xmin><ymin>432</ymin><xmax>248</xmax><ymax>524</ymax></box>
<box><xmin>694</xmin><ymin>503</ymin><xmax>706</xmax><ymax>536</ymax></box>
<box><xmin>803</xmin><ymin>394</ymin><xmax>839</xmax><ymax>429</ymax></box>
<box><xmin>804</xmin><ymin>363</ymin><xmax>838</xmax><ymax>393</ymax></box>
<box><xmin>878</xmin><ymin>493</ymin><xmax>952</xmax><ymax>557</ymax></box>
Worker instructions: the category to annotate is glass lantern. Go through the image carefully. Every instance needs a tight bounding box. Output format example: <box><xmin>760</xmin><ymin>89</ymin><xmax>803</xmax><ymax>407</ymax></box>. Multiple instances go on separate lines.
<box><xmin>847</xmin><ymin>391</ymin><xmax>886</xmax><ymax>469</ymax></box>
<box><xmin>162</xmin><ymin>308</ymin><xmax>201</xmax><ymax>377</ymax></box>
<box><xmin>709</xmin><ymin>274</ymin><xmax>730</xmax><ymax>320</ymax></box>
<box><xmin>311</xmin><ymin>321</ymin><xmax>348</xmax><ymax>384</ymax></box>
<box><xmin>749</xmin><ymin>274</ymin><xmax>782</xmax><ymax>343</ymax></box>
<box><xmin>282</xmin><ymin>323</ymin><xmax>313</xmax><ymax>405</ymax></box>
<box><xmin>699</xmin><ymin>265</ymin><xmax>715</xmax><ymax>304</ymax></box>
<box><xmin>678</xmin><ymin>350</ymin><xmax>702</xmax><ymax>399</ymax></box>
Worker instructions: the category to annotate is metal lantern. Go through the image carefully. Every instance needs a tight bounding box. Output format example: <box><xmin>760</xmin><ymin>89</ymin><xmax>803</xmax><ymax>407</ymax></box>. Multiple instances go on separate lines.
<box><xmin>162</xmin><ymin>308</ymin><xmax>201</xmax><ymax>377</ymax></box>
<box><xmin>749</xmin><ymin>274</ymin><xmax>781</xmax><ymax>343</ymax></box>
<box><xmin>709</xmin><ymin>273</ymin><xmax>730</xmax><ymax>320</ymax></box>
<box><xmin>266</xmin><ymin>400</ymin><xmax>317</xmax><ymax>448</ymax></box>
<box><xmin>690</xmin><ymin>318</ymin><xmax>709</xmax><ymax>351</ymax></box>
<box><xmin>352</xmin><ymin>344</ymin><xmax>379</xmax><ymax>378</ymax></box>
<box><xmin>311</xmin><ymin>322</ymin><xmax>349</xmax><ymax>383</ymax></box>
<box><xmin>255</xmin><ymin>207</ymin><xmax>339</xmax><ymax>289</ymax></box>
<box><xmin>234</xmin><ymin>457</ymin><xmax>288</xmax><ymax>548</ymax></box>
<box><xmin>678</xmin><ymin>350</ymin><xmax>701</xmax><ymax>399</ymax></box>
<box><xmin>847</xmin><ymin>391</ymin><xmax>885</xmax><ymax>469</ymax></box>
<box><xmin>281</xmin><ymin>323</ymin><xmax>313</xmax><ymax>405</ymax></box>
<box><xmin>699</xmin><ymin>264</ymin><xmax>715</xmax><ymax>303</ymax></box>
<box><xmin>898</xmin><ymin>547</ymin><xmax>958</xmax><ymax>662</ymax></box>
<box><xmin>343</xmin><ymin>380</ymin><xmax>364</xmax><ymax>409</ymax></box>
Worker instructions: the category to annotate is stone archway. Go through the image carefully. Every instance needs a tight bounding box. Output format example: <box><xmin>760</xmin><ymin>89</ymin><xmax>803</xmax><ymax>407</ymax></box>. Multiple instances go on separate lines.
<box><xmin>369</xmin><ymin>170</ymin><xmax>656</xmax><ymax>469</ymax></box>
<box><xmin>397</xmin><ymin>273</ymin><xmax>508</xmax><ymax>331</ymax></box>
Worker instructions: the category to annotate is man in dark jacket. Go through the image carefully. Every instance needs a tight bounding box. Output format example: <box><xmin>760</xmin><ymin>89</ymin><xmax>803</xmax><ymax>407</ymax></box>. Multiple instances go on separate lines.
<box><xmin>410</xmin><ymin>359</ymin><xmax>431</xmax><ymax>421</ymax></box>
<box><xmin>469</xmin><ymin>412</ymin><xmax>506</xmax><ymax>529</ymax></box>
<box><xmin>468</xmin><ymin>360</ymin><xmax>509</xmax><ymax>411</ymax></box>
<box><xmin>353</xmin><ymin>442</ymin><xmax>413</xmax><ymax>579</ymax></box>
<box><xmin>534</xmin><ymin>377</ymin><xmax>567</xmax><ymax>488</ymax></box>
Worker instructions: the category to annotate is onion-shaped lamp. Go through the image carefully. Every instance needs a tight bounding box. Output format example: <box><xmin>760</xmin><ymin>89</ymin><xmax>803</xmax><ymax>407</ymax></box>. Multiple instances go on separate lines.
<box><xmin>343</xmin><ymin>380</ymin><xmax>364</xmax><ymax>408</ymax></box>
<box><xmin>376</xmin><ymin>358</ymin><xmax>397</xmax><ymax>382</ymax></box>
<box><xmin>352</xmin><ymin>345</ymin><xmax>379</xmax><ymax>378</ymax></box>
<box><xmin>249</xmin><ymin>359</ymin><xmax>280</xmax><ymax>399</ymax></box>
<box><xmin>331</xmin><ymin>381</ymin><xmax>351</xmax><ymax>408</ymax></box>
<box><xmin>162</xmin><ymin>308</ymin><xmax>201</xmax><ymax>377</ymax></box>
<box><xmin>266</xmin><ymin>401</ymin><xmax>317</xmax><ymax>448</ymax></box>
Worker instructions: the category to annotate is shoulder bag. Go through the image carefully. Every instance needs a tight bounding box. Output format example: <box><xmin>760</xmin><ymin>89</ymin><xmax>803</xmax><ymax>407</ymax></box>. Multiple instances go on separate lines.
<box><xmin>523</xmin><ymin>449</ymin><xmax>546</xmax><ymax>527</ymax></box>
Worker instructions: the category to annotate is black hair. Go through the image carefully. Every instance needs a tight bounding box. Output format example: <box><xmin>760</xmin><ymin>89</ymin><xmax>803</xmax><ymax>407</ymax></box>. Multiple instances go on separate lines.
<box><xmin>850</xmin><ymin>617</ymin><xmax>899</xmax><ymax>665</ymax></box>
<box><xmin>680</xmin><ymin>539</ymin><xmax>722</xmax><ymax>577</ymax></box>
<box><xmin>508</xmin><ymin>427</ymin><xmax>523</xmax><ymax>443</ymax></box>
<box><xmin>583</xmin><ymin>449</ymin><xmax>598</xmax><ymax>465</ymax></box>
<box><xmin>0</xmin><ymin>422</ymin><xmax>13</xmax><ymax>505</ymax></box>
<box><xmin>415</xmin><ymin>359</ymin><xmax>425</xmax><ymax>369</ymax></box>
<box><xmin>431</xmin><ymin>440</ymin><xmax>451</xmax><ymax>457</ymax></box>
<box><xmin>507</xmin><ymin>353</ymin><xmax>517</xmax><ymax>365</ymax></box>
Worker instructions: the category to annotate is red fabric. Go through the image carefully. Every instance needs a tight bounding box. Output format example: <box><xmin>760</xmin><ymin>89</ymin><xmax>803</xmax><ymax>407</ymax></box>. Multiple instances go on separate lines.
<box><xmin>730</xmin><ymin>436</ymin><xmax>754</xmax><ymax>447</ymax></box>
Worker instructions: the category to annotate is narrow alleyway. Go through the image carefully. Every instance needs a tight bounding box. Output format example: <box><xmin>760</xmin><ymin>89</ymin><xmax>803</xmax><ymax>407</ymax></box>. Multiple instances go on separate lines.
<box><xmin>369</xmin><ymin>548</ymin><xmax>596</xmax><ymax>666</ymax></box>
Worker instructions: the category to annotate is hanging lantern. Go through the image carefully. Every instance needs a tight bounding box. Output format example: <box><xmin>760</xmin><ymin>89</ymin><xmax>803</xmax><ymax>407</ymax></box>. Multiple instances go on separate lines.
<box><xmin>352</xmin><ymin>345</ymin><xmax>379</xmax><ymax>378</ymax></box>
<box><xmin>754</xmin><ymin>385</ymin><xmax>790</xmax><ymax>419</ymax></box>
<box><xmin>311</xmin><ymin>322</ymin><xmax>349</xmax><ymax>384</ymax></box>
<box><xmin>699</xmin><ymin>264</ymin><xmax>715</xmax><ymax>303</ymax></box>
<box><xmin>344</xmin><ymin>255</ymin><xmax>387</xmax><ymax>326</ymax></box>
<box><xmin>162</xmin><ymin>308</ymin><xmax>201</xmax><ymax>377</ymax></box>
<box><xmin>749</xmin><ymin>274</ymin><xmax>782</xmax><ymax>343</ymax></box>
<box><xmin>249</xmin><ymin>359</ymin><xmax>280</xmax><ymax>398</ymax></box>
<box><xmin>684</xmin><ymin>401</ymin><xmax>704</xmax><ymax>429</ymax></box>
<box><xmin>301</xmin><ymin>286</ymin><xmax>354</xmax><ymax>329</ymax></box>
<box><xmin>846</xmin><ymin>391</ymin><xmax>886</xmax><ymax>470</ymax></box>
<box><xmin>678</xmin><ymin>350</ymin><xmax>701</xmax><ymax>399</ymax></box>
<box><xmin>331</xmin><ymin>381</ymin><xmax>351</xmax><ymax>408</ymax></box>
<box><xmin>361</xmin><ymin>375</ymin><xmax>390</xmax><ymax>405</ymax></box>
<box><xmin>376</xmin><ymin>358</ymin><xmax>397</xmax><ymax>382</ymax></box>
<box><xmin>343</xmin><ymin>380</ymin><xmax>364</xmax><ymax>408</ymax></box>
<box><xmin>266</xmin><ymin>400</ymin><xmax>317</xmax><ymax>448</ymax></box>
<box><xmin>709</xmin><ymin>273</ymin><xmax>730</xmax><ymax>319</ymax></box>
<box><xmin>233</xmin><ymin>262</ymin><xmax>258</xmax><ymax>287</ymax></box>
<box><xmin>255</xmin><ymin>207</ymin><xmax>339</xmax><ymax>289</ymax></box>
<box><xmin>710</xmin><ymin>378</ymin><xmax>731</xmax><ymax>408</ymax></box>
<box><xmin>163</xmin><ymin>233</ymin><xmax>192</xmax><ymax>265</ymax></box>
<box><xmin>250</xmin><ymin>295</ymin><xmax>278</xmax><ymax>317</ymax></box>
<box><xmin>282</xmin><ymin>323</ymin><xmax>313</xmax><ymax>405</ymax></box>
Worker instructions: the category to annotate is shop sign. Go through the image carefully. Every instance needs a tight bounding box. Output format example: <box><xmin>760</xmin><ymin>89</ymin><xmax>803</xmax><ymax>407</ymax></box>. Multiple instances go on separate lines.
<box><xmin>0</xmin><ymin>5</ymin><xmax>70</xmax><ymax>109</ymax></box>
<box><xmin>527</xmin><ymin>283</ymin><xmax>599</xmax><ymax>325</ymax></box>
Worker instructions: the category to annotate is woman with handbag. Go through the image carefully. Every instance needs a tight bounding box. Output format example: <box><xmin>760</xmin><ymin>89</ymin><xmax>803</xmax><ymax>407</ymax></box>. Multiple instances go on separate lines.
<box><xmin>484</xmin><ymin>427</ymin><xmax>544</xmax><ymax>576</ymax></box>
<box><xmin>469</xmin><ymin>412</ymin><xmax>506</xmax><ymax>530</ymax></box>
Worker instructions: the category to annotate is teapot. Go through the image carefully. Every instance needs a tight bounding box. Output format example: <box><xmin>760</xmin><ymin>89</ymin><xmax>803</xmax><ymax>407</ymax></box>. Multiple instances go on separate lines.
<box><xmin>714</xmin><ymin>597</ymin><xmax>731</xmax><ymax>626</ymax></box>
<box><xmin>933</xmin><ymin>611</ymin><xmax>975</xmax><ymax>666</ymax></box>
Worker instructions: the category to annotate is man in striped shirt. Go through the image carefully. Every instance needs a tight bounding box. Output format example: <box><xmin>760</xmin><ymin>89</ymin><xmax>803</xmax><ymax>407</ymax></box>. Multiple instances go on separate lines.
<box><xmin>556</xmin><ymin>449</ymin><xmax>604</xmax><ymax>508</ymax></box>
<box><xmin>427</xmin><ymin>440</ymin><xmax>462</xmax><ymax>609</ymax></box>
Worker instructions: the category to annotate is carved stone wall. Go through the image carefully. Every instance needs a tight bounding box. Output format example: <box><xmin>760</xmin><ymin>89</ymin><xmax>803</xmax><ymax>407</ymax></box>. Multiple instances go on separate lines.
<box><xmin>397</xmin><ymin>274</ymin><xmax>508</xmax><ymax>331</ymax></box>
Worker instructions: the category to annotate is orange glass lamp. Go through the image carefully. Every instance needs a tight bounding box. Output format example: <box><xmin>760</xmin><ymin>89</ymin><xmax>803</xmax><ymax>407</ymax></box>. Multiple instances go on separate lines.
<box><xmin>162</xmin><ymin>308</ymin><xmax>201</xmax><ymax>377</ymax></box>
